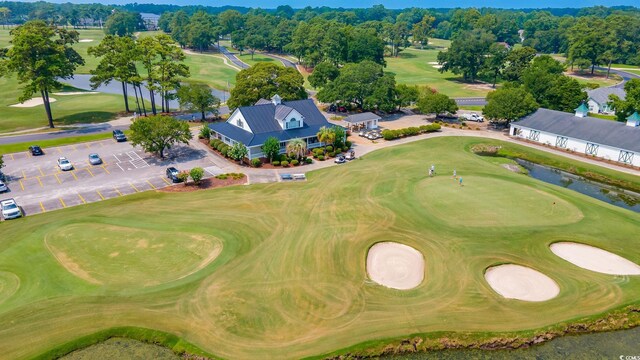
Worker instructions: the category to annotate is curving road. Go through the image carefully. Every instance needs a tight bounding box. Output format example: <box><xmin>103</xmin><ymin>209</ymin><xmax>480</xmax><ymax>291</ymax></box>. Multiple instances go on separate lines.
<box><xmin>216</xmin><ymin>45</ymin><xmax>249</xmax><ymax>69</ymax></box>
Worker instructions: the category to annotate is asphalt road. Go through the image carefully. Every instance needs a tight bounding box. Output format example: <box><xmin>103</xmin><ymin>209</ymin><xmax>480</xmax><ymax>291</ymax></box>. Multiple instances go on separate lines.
<box><xmin>454</xmin><ymin>97</ymin><xmax>488</xmax><ymax>106</ymax></box>
<box><xmin>0</xmin><ymin>139</ymin><xmax>222</xmax><ymax>218</ymax></box>
<box><xmin>216</xmin><ymin>45</ymin><xmax>250</xmax><ymax>69</ymax></box>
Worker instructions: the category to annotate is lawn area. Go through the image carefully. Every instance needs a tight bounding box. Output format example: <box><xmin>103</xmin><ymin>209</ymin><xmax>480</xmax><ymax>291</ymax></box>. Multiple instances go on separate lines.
<box><xmin>0</xmin><ymin>137</ymin><xmax>638</xmax><ymax>359</ymax></box>
<box><xmin>237</xmin><ymin>52</ymin><xmax>283</xmax><ymax>67</ymax></box>
<box><xmin>182</xmin><ymin>51</ymin><xmax>238</xmax><ymax>90</ymax></box>
<box><xmin>0</xmin><ymin>75</ymin><xmax>134</xmax><ymax>133</ymax></box>
<box><xmin>566</xmin><ymin>70</ymin><xmax>622</xmax><ymax>88</ymax></box>
<box><xmin>386</xmin><ymin>47</ymin><xmax>493</xmax><ymax>97</ymax></box>
<box><xmin>625</xmin><ymin>69</ymin><xmax>640</xmax><ymax>76</ymax></box>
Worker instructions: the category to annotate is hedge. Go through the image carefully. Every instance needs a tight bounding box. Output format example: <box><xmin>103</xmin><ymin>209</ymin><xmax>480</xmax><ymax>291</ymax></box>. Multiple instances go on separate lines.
<box><xmin>291</xmin><ymin>159</ymin><xmax>299</xmax><ymax>166</ymax></box>
<box><xmin>281</xmin><ymin>160</ymin><xmax>290</xmax><ymax>167</ymax></box>
<box><xmin>381</xmin><ymin>123</ymin><xmax>441</xmax><ymax>140</ymax></box>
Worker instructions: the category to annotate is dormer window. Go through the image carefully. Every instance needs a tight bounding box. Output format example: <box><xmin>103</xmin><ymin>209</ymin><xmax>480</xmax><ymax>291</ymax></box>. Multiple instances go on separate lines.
<box><xmin>286</xmin><ymin>117</ymin><xmax>300</xmax><ymax>129</ymax></box>
<box><xmin>237</xmin><ymin>119</ymin><xmax>244</xmax><ymax>128</ymax></box>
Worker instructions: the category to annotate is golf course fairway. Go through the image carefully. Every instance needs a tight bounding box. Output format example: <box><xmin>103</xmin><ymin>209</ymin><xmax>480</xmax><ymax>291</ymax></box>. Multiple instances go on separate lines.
<box><xmin>0</xmin><ymin>136</ymin><xmax>638</xmax><ymax>359</ymax></box>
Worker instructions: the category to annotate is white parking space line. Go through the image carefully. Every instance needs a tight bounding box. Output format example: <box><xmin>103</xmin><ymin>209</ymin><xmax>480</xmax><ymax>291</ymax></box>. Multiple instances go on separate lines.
<box><xmin>204</xmin><ymin>166</ymin><xmax>223</xmax><ymax>176</ymax></box>
<box><xmin>116</xmin><ymin>162</ymin><xmax>125</xmax><ymax>171</ymax></box>
<box><xmin>113</xmin><ymin>154</ymin><xmax>123</xmax><ymax>162</ymax></box>
<box><xmin>127</xmin><ymin>151</ymin><xmax>142</xmax><ymax>160</ymax></box>
<box><xmin>131</xmin><ymin>159</ymin><xmax>149</xmax><ymax>169</ymax></box>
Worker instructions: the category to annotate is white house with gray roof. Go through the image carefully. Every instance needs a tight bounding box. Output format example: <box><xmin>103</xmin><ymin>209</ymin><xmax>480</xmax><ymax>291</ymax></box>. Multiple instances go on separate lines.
<box><xmin>510</xmin><ymin>105</ymin><xmax>640</xmax><ymax>167</ymax></box>
<box><xmin>209</xmin><ymin>95</ymin><xmax>331</xmax><ymax>160</ymax></box>
<box><xmin>587</xmin><ymin>87</ymin><xmax>625</xmax><ymax>114</ymax></box>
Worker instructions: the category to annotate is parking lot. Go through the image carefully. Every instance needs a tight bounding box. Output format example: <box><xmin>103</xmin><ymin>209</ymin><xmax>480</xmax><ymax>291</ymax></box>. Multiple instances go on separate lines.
<box><xmin>1</xmin><ymin>139</ymin><xmax>222</xmax><ymax>217</ymax></box>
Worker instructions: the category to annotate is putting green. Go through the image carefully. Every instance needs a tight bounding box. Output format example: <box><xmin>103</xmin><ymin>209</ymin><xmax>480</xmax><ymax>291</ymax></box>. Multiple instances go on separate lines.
<box><xmin>44</xmin><ymin>224</ymin><xmax>223</xmax><ymax>287</ymax></box>
<box><xmin>415</xmin><ymin>176</ymin><xmax>583</xmax><ymax>227</ymax></box>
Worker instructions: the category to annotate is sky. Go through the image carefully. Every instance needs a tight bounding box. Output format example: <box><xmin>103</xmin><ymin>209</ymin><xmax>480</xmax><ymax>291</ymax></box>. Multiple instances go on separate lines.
<box><xmin>31</xmin><ymin>0</ymin><xmax>640</xmax><ymax>9</ymax></box>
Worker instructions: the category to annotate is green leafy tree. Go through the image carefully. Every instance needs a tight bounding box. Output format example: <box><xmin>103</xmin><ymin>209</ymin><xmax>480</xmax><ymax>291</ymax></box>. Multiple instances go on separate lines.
<box><xmin>364</xmin><ymin>73</ymin><xmax>398</xmax><ymax>113</ymax></box>
<box><xmin>417</xmin><ymin>92</ymin><xmax>458</xmax><ymax>117</ymax></box>
<box><xmin>609</xmin><ymin>79</ymin><xmax>640</xmax><ymax>121</ymax></box>
<box><xmin>228</xmin><ymin>63</ymin><xmax>307</xmax><ymax>109</ymax></box>
<box><xmin>0</xmin><ymin>7</ymin><xmax>10</xmax><ymax>29</ymax></box>
<box><xmin>104</xmin><ymin>11</ymin><xmax>143</xmax><ymax>36</ymax></box>
<box><xmin>567</xmin><ymin>17</ymin><xmax>615</xmax><ymax>75</ymax></box>
<box><xmin>169</xmin><ymin>10</ymin><xmax>190</xmax><ymax>48</ymax></box>
<box><xmin>317</xmin><ymin>60</ymin><xmax>386</xmax><ymax>110</ymax></box>
<box><xmin>129</xmin><ymin>115</ymin><xmax>192</xmax><ymax>159</ymax></box>
<box><xmin>88</xmin><ymin>35</ymin><xmax>139</xmax><ymax>113</ymax></box>
<box><xmin>483</xmin><ymin>87</ymin><xmax>539</xmax><ymax>125</ymax></box>
<box><xmin>502</xmin><ymin>46</ymin><xmax>537</xmax><ymax>82</ymax></box>
<box><xmin>437</xmin><ymin>29</ymin><xmax>496</xmax><ymax>82</ymax></box>
<box><xmin>189</xmin><ymin>167</ymin><xmax>205</xmax><ymax>185</ymax></box>
<box><xmin>177</xmin><ymin>84</ymin><xmax>220</xmax><ymax>121</ymax></box>
<box><xmin>308</xmin><ymin>62</ymin><xmax>339</xmax><ymax>89</ymax></box>
<box><xmin>188</xmin><ymin>11</ymin><xmax>215</xmax><ymax>52</ymax></box>
<box><xmin>4</xmin><ymin>21</ymin><xmax>84</xmax><ymax>128</ymax></box>
<box><xmin>396</xmin><ymin>84</ymin><xmax>420</xmax><ymax>110</ymax></box>
<box><xmin>522</xmin><ymin>55</ymin><xmax>585</xmax><ymax>112</ymax></box>
<box><xmin>482</xmin><ymin>43</ymin><xmax>508</xmax><ymax>87</ymax></box>
<box><xmin>154</xmin><ymin>34</ymin><xmax>190</xmax><ymax>112</ymax></box>
<box><xmin>0</xmin><ymin>154</ymin><xmax>4</xmax><ymax>170</ymax></box>
<box><xmin>261</xmin><ymin>136</ymin><xmax>280</xmax><ymax>163</ymax></box>
<box><xmin>331</xmin><ymin>126</ymin><xmax>346</xmax><ymax>149</ymax></box>
<box><xmin>228</xmin><ymin>142</ymin><xmax>248</xmax><ymax>163</ymax></box>
<box><xmin>412</xmin><ymin>14</ymin><xmax>435</xmax><ymax>49</ymax></box>
<box><xmin>137</xmin><ymin>36</ymin><xmax>160</xmax><ymax>114</ymax></box>
<box><xmin>286</xmin><ymin>138</ymin><xmax>307</xmax><ymax>159</ymax></box>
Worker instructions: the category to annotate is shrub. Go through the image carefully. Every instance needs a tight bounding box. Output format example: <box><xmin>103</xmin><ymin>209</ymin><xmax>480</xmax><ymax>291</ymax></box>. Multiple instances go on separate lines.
<box><xmin>251</xmin><ymin>158</ymin><xmax>262</xmax><ymax>167</ymax></box>
<box><xmin>312</xmin><ymin>153</ymin><xmax>318</xmax><ymax>159</ymax></box>
<box><xmin>199</xmin><ymin>125</ymin><xmax>211</xmax><ymax>140</ymax></box>
<box><xmin>305</xmin><ymin>158</ymin><xmax>313</xmax><ymax>164</ymax></box>
<box><xmin>215</xmin><ymin>173</ymin><xmax>228</xmax><ymax>180</ymax></box>
<box><xmin>325</xmin><ymin>145</ymin><xmax>334</xmax><ymax>152</ymax></box>
<box><xmin>345</xmin><ymin>140</ymin><xmax>352</xmax><ymax>149</ymax></box>
<box><xmin>272</xmin><ymin>161</ymin><xmax>280</xmax><ymax>166</ymax></box>
<box><xmin>328</xmin><ymin>151</ymin><xmax>336</xmax><ymax>157</ymax></box>
<box><xmin>216</xmin><ymin>143</ymin><xmax>225</xmax><ymax>152</ymax></box>
<box><xmin>210</xmin><ymin>139</ymin><xmax>221</xmax><ymax>148</ymax></box>
<box><xmin>190</xmin><ymin>167</ymin><xmax>205</xmax><ymax>185</ymax></box>
<box><xmin>230</xmin><ymin>173</ymin><xmax>244</xmax><ymax>180</ymax></box>
<box><xmin>318</xmin><ymin>155</ymin><xmax>325</xmax><ymax>161</ymax></box>
<box><xmin>281</xmin><ymin>160</ymin><xmax>289</xmax><ymax>167</ymax></box>
<box><xmin>342</xmin><ymin>147</ymin><xmax>349</xmax><ymax>153</ymax></box>
<box><xmin>290</xmin><ymin>159</ymin><xmax>299</xmax><ymax>166</ymax></box>
<box><xmin>221</xmin><ymin>148</ymin><xmax>229</xmax><ymax>157</ymax></box>
<box><xmin>177</xmin><ymin>171</ymin><xmax>189</xmax><ymax>184</ymax></box>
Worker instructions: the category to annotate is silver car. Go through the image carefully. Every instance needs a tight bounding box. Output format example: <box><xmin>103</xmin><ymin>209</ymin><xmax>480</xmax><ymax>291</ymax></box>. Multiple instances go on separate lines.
<box><xmin>0</xmin><ymin>180</ymin><xmax>7</xmax><ymax>193</ymax></box>
<box><xmin>1</xmin><ymin>198</ymin><xmax>22</xmax><ymax>219</ymax></box>
<box><xmin>88</xmin><ymin>153</ymin><xmax>102</xmax><ymax>165</ymax></box>
<box><xmin>57</xmin><ymin>157</ymin><xmax>73</xmax><ymax>171</ymax></box>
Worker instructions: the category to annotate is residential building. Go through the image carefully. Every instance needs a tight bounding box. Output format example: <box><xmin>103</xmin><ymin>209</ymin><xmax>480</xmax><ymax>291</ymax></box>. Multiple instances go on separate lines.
<box><xmin>587</xmin><ymin>87</ymin><xmax>625</xmax><ymax>114</ymax></box>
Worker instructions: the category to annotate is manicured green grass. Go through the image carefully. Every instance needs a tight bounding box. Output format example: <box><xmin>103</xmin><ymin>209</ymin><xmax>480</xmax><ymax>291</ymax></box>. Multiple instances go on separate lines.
<box><xmin>182</xmin><ymin>51</ymin><xmax>238</xmax><ymax>90</ymax></box>
<box><xmin>0</xmin><ymin>75</ymin><xmax>135</xmax><ymax>133</ymax></box>
<box><xmin>237</xmin><ymin>52</ymin><xmax>282</xmax><ymax>67</ymax></box>
<box><xmin>588</xmin><ymin>112</ymin><xmax>617</xmax><ymax>121</ymax></box>
<box><xmin>567</xmin><ymin>70</ymin><xmax>622</xmax><ymax>88</ymax></box>
<box><xmin>0</xmin><ymin>136</ymin><xmax>638</xmax><ymax>360</ymax></box>
<box><xmin>386</xmin><ymin>47</ymin><xmax>492</xmax><ymax>97</ymax></box>
<box><xmin>611</xmin><ymin>63</ymin><xmax>640</xmax><ymax>70</ymax></box>
<box><xmin>458</xmin><ymin>105</ymin><xmax>485</xmax><ymax>111</ymax></box>
<box><xmin>625</xmin><ymin>69</ymin><xmax>640</xmax><ymax>76</ymax></box>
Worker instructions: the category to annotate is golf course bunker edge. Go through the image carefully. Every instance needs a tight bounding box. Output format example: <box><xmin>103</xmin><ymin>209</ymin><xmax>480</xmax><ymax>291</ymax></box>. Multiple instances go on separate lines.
<box><xmin>550</xmin><ymin>242</ymin><xmax>640</xmax><ymax>275</ymax></box>
<box><xmin>485</xmin><ymin>264</ymin><xmax>560</xmax><ymax>301</ymax></box>
<box><xmin>366</xmin><ymin>242</ymin><xmax>425</xmax><ymax>290</ymax></box>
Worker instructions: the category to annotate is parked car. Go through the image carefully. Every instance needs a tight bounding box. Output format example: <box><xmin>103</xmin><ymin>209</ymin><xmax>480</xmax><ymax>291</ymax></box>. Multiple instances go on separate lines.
<box><xmin>280</xmin><ymin>173</ymin><xmax>293</xmax><ymax>181</ymax></box>
<box><xmin>112</xmin><ymin>129</ymin><xmax>127</xmax><ymax>142</ymax></box>
<box><xmin>166</xmin><ymin>167</ymin><xmax>181</xmax><ymax>183</ymax></box>
<box><xmin>345</xmin><ymin>151</ymin><xmax>356</xmax><ymax>160</ymax></box>
<box><xmin>328</xmin><ymin>104</ymin><xmax>337</xmax><ymax>112</ymax></box>
<box><xmin>1</xmin><ymin>198</ymin><xmax>22</xmax><ymax>219</ymax></box>
<box><xmin>57</xmin><ymin>157</ymin><xmax>73</xmax><ymax>171</ymax></box>
<box><xmin>358</xmin><ymin>130</ymin><xmax>367</xmax><ymax>137</ymax></box>
<box><xmin>334</xmin><ymin>156</ymin><xmax>346</xmax><ymax>164</ymax></box>
<box><xmin>460</xmin><ymin>113</ymin><xmax>484</xmax><ymax>122</ymax></box>
<box><xmin>0</xmin><ymin>180</ymin><xmax>8</xmax><ymax>193</ymax></box>
<box><xmin>29</xmin><ymin>145</ymin><xmax>44</xmax><ymax>156</ymax></box>
<box><xmin>366</xmin><ymin>132</ymin><xmax>382</xmax><ymax>140</ymax></box>
<box><xmin>292</xmin><ymin>173</ymin><xmax>306</xmax><ymax>180</ymax></box>
<box><xmin>88</xmin><ymin>153</ymin><xmax>102</xmax><ymax>165</ymax></box>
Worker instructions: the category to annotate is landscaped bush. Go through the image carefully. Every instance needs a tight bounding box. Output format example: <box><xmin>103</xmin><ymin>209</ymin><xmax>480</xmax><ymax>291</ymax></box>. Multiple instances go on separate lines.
<box><xmin>318</xmin><ymin>155</ymin><xmax>325</xmax><ymax>161</ymax></box>
<box><xmin>177</xmin><ymin>171</ymin><xmax>189</xmax><ymax>184</ymax></box>
<box><xmin>272</xmin><ymin>161</ymin><xmax>280</xmax><ymax>166</ymax></box>
<box><xmin>345</xmin><ymin>140</ymin><xmax>352</xmax><ymax>149</ymax></box>
<box><xmin>251</xmin><ymin>158</ymin><xmax>262</xmax><ymax>167</ymax></box>
<box><xmin>199</xmin><ymin>125</ymin><xmax>211</xmax><ymax>140</ymax></box>
<box><xmin>210</xmin><ymin>139</ymin><xmax>221</xmax><ymax>148</ymax></box>
<box><xmin>221</xmin><ymin>148</ymin><xmax>229</xmax><ymax>157</ymax></box>
<box><xmin>190</xmin><ymin>167</ymin><xmax>205</xmax><ymax>185</ymax></box>
<box><xmin>305</xmin><ymin>158</ymin><xmax>313</xmax><ymax>164</ymax></box>
<box><xmin>290</xmin><ymin>159</ymin><xmax>299</xmax><ymax>166</ymax></box>
<box><xmin>312</xmin><ymin>153</ymin><xmax>318</xmax><ymax>159</ymax></box>
<box><xmin>328</xmin><ymin>151</ymin><xmax>336</xmax><ymax>157</ymax></box>
<box><xmin>281</xmin><ymin>160</ymin><xmax>289</xmax><ymax>167</ymax></box>
<box><xmin>325</xmin><ymin>145</ymin><xmax>334</xmax><ymax>152</ymax></box>
<box><xmin>382</xmin><ymin>123</ymin><xmax>442</xmax><ymax>141</ymax></box>
<box><xmin>342</xmin><ymin>147</ymin><xmax>349</xmax><ymax>153</ymax></box>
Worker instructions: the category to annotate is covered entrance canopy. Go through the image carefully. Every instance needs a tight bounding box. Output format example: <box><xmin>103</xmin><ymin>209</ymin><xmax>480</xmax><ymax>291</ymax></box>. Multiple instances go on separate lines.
<box><xmin>344</xmin><ymin>112</ymin><xmax>381</xmax><ymax>131</ymax></box>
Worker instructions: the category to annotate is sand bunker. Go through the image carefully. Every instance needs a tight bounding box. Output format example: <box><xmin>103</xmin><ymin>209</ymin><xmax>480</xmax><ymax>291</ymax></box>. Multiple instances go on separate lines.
<box><xmin>78</xmin><ymin>39</ymin><xmax>94</xmax><ymax>42</ymax></box>
<box><xmin>52</xmin><ymin>91</ymin><xmax>98</xmax><ymax>96</ymax></box>
<box><xmin>550</xmin><ymin>242</ymin><xmax>640</xmax><ymax>275</ymax></box>
<box><xmin>10</xmin><ymin>98</ymin><xmax>57</xmax><ymax>107</ymax></box>
<box><xmin>432</xmin><ymin>65</ymin><xmax>443</xmax><ymax>69</ymax></box>
<box><xmin>366</xmin><ymin>242</ymin><xmax>424</xmax><ymax>290</ymax></box>
<box><xmin>485</xmin><ymin>264</ymin><xmax>559</xmax><ymax>301</ymax></box>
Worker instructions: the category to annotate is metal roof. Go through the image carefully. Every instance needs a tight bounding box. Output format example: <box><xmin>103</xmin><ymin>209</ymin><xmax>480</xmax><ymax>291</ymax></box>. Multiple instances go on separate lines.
<box><xmin>274</xmin><ymin>105</ymin><xmax>295</xmax><ymax>121</ymax></box>
<box><xmin>587</xmin><ymin>87</ymin><xmax>626</xmax><ymax>105</ymax></box>
<box><xmin>344</xmin><ymin>112</ymin><xmax>381</xmax><ymax>123</ymax></box>
<box><xmin>514</xmin><ymin>108</ymin><xmax>640</xmax><ymax>153</ymax></box>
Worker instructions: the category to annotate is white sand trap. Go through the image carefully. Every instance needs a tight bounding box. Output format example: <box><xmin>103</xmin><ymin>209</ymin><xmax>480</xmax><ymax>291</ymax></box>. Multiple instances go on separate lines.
<box><xmin>427</xmin><ymin>61</ymin><xmax>439</xmax><ymax>65</ymax></box>
<box><xmin>9</xmin><ymin>98</ymin><xmax>57</xmax><ymax>107</ymax></box>
<box><xmin>78</xmin><ymin>39</ymin><xmax>94</xmax><ymax>42</ymax></box>
<box><xmin>485</xmin><ymin>264</ymin><xmax>559</xmax><ymax>302</ymax></box>
<box><xmin>550</xmin><ymin>242</ymin><xmax>640</xmax><ymax>275</ymax></box>
<box><xmin>432</xmin><ymin>65</ymin><xmax>443</xmax><ymax>69</ymax></box>
<box><xmin>366</xmin><ymin>242</ymin><xmax>424</xmax><ymax>290</ymax></box>
<box><xmin>52</xmin><ymin>91</ymin><xmax>99</xmax><ymax>96</ymax></box>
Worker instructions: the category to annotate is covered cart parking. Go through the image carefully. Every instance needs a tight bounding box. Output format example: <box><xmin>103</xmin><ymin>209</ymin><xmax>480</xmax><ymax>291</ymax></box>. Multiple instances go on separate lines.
<box><xmin>344</xmin><ymin>112</ymin><xmax>381</xmax><ymax>132</ymax></box>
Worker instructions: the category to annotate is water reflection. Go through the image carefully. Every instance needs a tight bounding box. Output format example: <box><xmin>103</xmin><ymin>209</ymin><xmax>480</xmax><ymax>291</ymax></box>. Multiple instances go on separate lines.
<box><xmin>515</xmin><ymin>159</ymin><xmax>639</xmax><ymax>212</ymax></box>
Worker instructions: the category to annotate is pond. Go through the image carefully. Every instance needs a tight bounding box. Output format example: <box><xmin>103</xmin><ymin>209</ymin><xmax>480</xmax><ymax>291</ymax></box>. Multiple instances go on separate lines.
<box><xmin>515</xmin><ymin>159</ymin><xmax>640</xmax><ymax>213</ymax></box>
<box><xmin>384</xmin><ymin>326</ymin><xmax>640</xmax><ymax>359</ymax></box>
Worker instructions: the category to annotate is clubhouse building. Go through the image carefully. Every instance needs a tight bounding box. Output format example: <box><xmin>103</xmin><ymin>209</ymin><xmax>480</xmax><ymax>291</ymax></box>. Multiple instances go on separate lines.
<box><xmin>510</xmin><ymin>104</ymin><xmax>640</xmax><ymax>167</ymax></box>
<box><xmin>209</xmin><ymin>95</ymin><xmax>331</xmax><ymax>160</ymax></box>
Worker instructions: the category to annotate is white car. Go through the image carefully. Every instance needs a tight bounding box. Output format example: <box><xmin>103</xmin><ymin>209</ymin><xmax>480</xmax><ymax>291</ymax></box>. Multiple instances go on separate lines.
<box><xmin>460</xmin><ymin>113</ymin><xmax>484</xmax><ymax>122</ymax></box>
<box><xmin>1</xmin><ymin>198</ymin><xmax>22</xmax><ymax>219</ymax></box>
<box><xmin>0</xmin><ymin>180</ymin><xmax>7</xmax><ymax>193</ymax></box>
<box><xmin>57</xmin><ymin>157</ymin><xmax>73</xmax><ymax>171</ymax></box>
